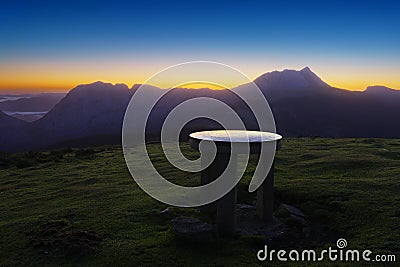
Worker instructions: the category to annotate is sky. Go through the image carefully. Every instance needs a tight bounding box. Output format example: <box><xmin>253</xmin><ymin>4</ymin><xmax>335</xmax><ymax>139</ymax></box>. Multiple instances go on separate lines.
<box><xmin>0</xmin><ymin>0</ymin><xmax>399</xmax><ymax>93</ymax></box>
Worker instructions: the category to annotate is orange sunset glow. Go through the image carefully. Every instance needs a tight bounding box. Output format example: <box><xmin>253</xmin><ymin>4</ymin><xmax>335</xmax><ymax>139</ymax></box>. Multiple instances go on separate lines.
<box><xmin>1</xmin><ymin>60</ymin><xmax>400</xmax><ymax>93</ymax></box>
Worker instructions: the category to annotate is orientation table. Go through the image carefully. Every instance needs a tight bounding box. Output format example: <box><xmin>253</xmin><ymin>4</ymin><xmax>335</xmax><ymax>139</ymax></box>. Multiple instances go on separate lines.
<box><xmin>189</xmin><ymin>130</ymin><xmax>282</xmax><ymax>237</ymax></box>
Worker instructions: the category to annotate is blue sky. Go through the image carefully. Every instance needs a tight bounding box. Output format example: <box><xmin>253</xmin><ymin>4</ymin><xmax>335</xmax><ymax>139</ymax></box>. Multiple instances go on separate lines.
<box><xmin>1</xmin><ymin>0</ymin><xmax>399</xmax><ymax>92</ymax></box>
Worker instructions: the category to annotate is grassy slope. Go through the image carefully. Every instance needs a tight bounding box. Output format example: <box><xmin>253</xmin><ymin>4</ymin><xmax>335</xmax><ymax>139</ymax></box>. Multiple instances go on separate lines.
<box><xmin>0</xmin><ymin>138</ymin><xmax>399</xmax><ymax>266</ymax></box>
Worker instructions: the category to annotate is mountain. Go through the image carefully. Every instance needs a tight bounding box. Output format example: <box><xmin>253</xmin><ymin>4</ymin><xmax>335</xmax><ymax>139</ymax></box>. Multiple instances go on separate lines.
<box><xmin>0</xmin><ymin>93</ymin><xmax>65</xmax><ymax>112</ymax></box>
<box><xmin>253</xmin><ymin>67</ymin><xmax>331</xmax><ymax>99</ymax></box>
<box><xmin>253</xmin><ymin>68</ymin><xmax>400</xmax><ymax>137</ymax></box>
<box><xmin>365</xmin><ymin>85</ymin><xmax>399</xmax><ymax>94</ymax></box>
<box><xmin>30</xmin><ymin>82</ymin><xmax>132</xmax><ymax>149</ymax></box>
<box><xmin>0</xmin><ymin>93</ymin><xmax>66</xmax><ymax>122</ymax></box>
<box><xmin>0</xmin><ymin>111</ymin><xmax>31</xmax><ymax>151</ymax></box>
<box><xmin>363</xmin><ymin>86</ymin><xmax>400</xmax><ymax>103</ymax></box>
<box><xmin>1</xmin><ymin>69</ymin><xmax>400</xmax><ymax>152</ymax></box>
<box><xmin>0</xmin><ymin>111</ymin><xmax>28</xmax><ymax>129</ymax></box>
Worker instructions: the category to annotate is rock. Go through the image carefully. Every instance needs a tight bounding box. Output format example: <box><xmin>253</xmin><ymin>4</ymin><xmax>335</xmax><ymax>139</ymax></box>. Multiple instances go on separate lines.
<box><xmin>171</xmin><ymin>216</ymin><xmax>214</xmax><ymax>242</ymax></box>
<box><xmin>290</xmin><ymin>214</ymin><xmax>308</xmax><ymax>226</ymax></box>
<box><xmin>281</xmin><ymin>203</ymin><xmax>305</xmax><ymax>217</ymax></box>
<box><xmin>236</xmin><ymin>204</ymin><xmax>261</xmax><ymax>236</ymax></box>
<box><xmin>236</xmin><ymin>203</ymin><xmax>286</xmax><ymax>238</ymax></box>
<box><xmin>258</xmin><ymin>220</ymin><xmax>286</xmax><ymax>240</ymax></box>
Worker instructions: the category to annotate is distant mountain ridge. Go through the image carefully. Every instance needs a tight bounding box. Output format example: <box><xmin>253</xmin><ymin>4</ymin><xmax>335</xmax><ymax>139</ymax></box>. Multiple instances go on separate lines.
<box><xmin>0</xmin><ymin>93</ymin><xmax>65</xmax><ymax>122</ymax></box>
<box><xmin>1</xmin><ymin>67</ymin><xmax>400</xmax><ymax>152</ymax></box>
<box><xmin>364</xmin><ymin>85</ymin><xmax>400</xmax><ymax>98</ymax></box>
<box><xmin>0</xmin><ymin>111</ymin><xmax>31</xmax><ymax>151</ymax></box>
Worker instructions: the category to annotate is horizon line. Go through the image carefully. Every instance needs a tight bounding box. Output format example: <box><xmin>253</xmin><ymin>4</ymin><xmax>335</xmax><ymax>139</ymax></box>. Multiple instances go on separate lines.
<box><xmin>1</xmin><ymin>66</ymin><xmax>399</xmax><ymax>94</ymax></box>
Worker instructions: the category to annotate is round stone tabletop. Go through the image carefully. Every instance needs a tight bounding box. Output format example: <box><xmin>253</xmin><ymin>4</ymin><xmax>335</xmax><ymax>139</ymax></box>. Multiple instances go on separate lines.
<box><xmin>189</xmin><ymin>130</ymin><xmax>282</xmax><ymax>154</ymax></box>
<box><xmin>189</xmin><ymin>130</ymin><xmax>282</xmax><ymax>143</ymax></box>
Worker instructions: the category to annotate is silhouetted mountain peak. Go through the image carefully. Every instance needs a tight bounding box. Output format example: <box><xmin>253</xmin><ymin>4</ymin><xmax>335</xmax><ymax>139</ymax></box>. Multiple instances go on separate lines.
<box><xmin>131</xmin><ymin>84</ymin><xmax>142</xmax><ymax>91</ymax></box>
<box><xmin>72</xmin><ymin>81</ymin><xmax>129</xmax><ymax>92</ymax></box>
<box><xmin>130</xmin><ymin>83</ymin><xmax>162</xmax><ymax>92</ymax></box>
<box><xmin>64</xmin><ymin>82</ymin><xmax>131</xmax><ymax>103</ymax></box>
<box><xmin>299</xmin><ymin>66</ymin><xmax>318</xmax><ymax>77</ymax></box>
<box><xmin>365</xmin><ymin>85</ymin><xmax>397</xmax><ymax>92</ymax></box>
<box><xmin>364</xmin><ymin>85</ymin><xmax>400</xmax><ymax>98</ymax></box>
<box><xmin>253</xmin><ymin>67</ymin><xmax>330</xmax><ymax>98</ymax></box>
<box><xmin>300</xmin><ymin>66</ymin><xmax>312</xmax><ymax>72</ymax></box>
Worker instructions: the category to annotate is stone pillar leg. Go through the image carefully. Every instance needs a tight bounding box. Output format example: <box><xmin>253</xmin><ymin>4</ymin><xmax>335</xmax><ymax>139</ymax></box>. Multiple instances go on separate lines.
<box><xmin>200</xmin><ymin>157</ymin><xmax>217</xmax><ymax>215</ymax></box>
<box><xmin>216</xmin><ymin>153</ymin><xmax>237</xmax><ymax>238</ymax></box>
<box><xmin>256</xmin><ymin>161</ymin><xmax>275</xmax><ymax>223</ymax></box>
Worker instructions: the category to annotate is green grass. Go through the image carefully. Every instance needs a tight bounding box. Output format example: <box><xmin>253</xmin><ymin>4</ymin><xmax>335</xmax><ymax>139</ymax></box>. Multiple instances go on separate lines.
<box><xmin>0</xmin><ymin>138</ymin><xmax>399</xmax><ymax>266</ymax></box>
